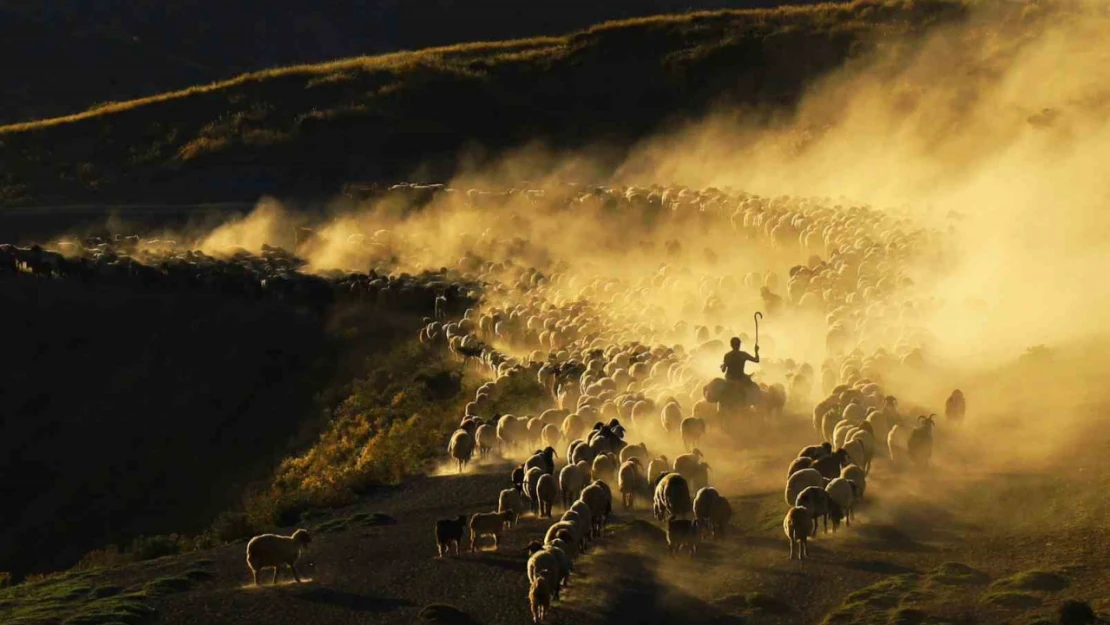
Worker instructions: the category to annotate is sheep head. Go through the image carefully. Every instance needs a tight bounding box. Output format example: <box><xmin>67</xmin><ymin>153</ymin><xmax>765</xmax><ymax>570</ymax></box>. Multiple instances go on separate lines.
<box><xmin>292</xmin><ymin>529</ymin><xmax>312</xmax><ymax>545</ymax></box>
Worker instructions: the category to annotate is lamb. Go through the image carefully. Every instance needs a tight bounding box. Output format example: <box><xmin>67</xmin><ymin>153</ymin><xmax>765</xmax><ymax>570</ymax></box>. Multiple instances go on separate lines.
<box><xmin>796</xmin><ymin>486</ymin><xmax>831</xmax><ymax>535</ymax></box>
<box><xmin>469</xmin><ymin>511</ymin><xmax>514</xmax><ymax>551</ymax></box>
<box><xmin>692</xmin><ymin>487</ymin><xmax>732</xmax><ymax>539</ymax></box>
<box><xmin>447</xmin><ymin>429</ymin><xmax>475</xmax><ymax>473</ymax></box>
<box><xmin>524</xmin><ymin>467</ymin><xmax>545</xmax><ymax>515</ymax></box>
<box><xmin>666</xmin><ymin>519</ymin><xmax>700</xmax><ymax>557</ymax></box>
<box><xmin>245</xmin><ymin>529</ymin><xmax>312</xmax><ymax>585</ymax></box>
<box><xmin>617</xmin><ymin>458</ymin><xmax>646</xmax><ymax>510</ymax></box>
<box><xmin>787</xmin><ymin>456</ymin><xmax>814</xmax><ymax>478</ymax></box>
<box><xmin>785</xmin><ymin>467</ymin><xmax>826</xmax><ymax>506</ymax></box>
<box><xmin>907</xmin><ymin>415</ymin><xmax>936</xmax><ymax>466</ymax></box>
<box><xmin>435</xmin><ymin>515</ymin><xmax>467</xmax><ymax>557</ymax></box>
<box><xmin>680</xmin><ymin>417</ymin><xmax>706</xmax><ymax>450</ymax></box>
<box><xmin>783</xmin><ymin>506</ymin><xmax>812</xmax><ymax>560</ymax></box>
<box><xmin>825</xmin><ymin>477</ymin><xmax>859</xmax><ymax>530</ymax></box>
<box><xmin>498</xmin><ymin>487</ymin><xmax>527</xmax><ymax>524</ymax></box>
<box><xmin>558</xmin><ymin>463</ymin><xmax>587</xmax><ymax>508</ymax></box>
<box><xmin>536</xmin><ymin>473</ymin><xmax>558</xmax><ymax>518</ymax></box>
<box><xmin>888</xmin><ymin>423</ymin><xmax>910</xmax><ymax>463</ymax></box>
<box><xmin>529</xmin><ymin>574</ymin><xmax>553</xmax><ymax>623</ymax></box>
<box><xmin>653</xmin><ymin>472</ymin><xmax>693</xmax><ymax>521</ymax></box>
<box><xmin>511</xmin><ymin>465</ymin><xmax>526</xmax><ymax>492</ymax></box>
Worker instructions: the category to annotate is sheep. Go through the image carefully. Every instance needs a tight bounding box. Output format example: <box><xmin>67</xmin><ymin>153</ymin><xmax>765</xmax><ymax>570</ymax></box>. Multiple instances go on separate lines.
<box><xmin>666</xmin><ymin>519</ymin><xmax>700</xmax><ymax>557</ymax></box>
<box><xmin>475</xmin><ymin>422</ymin><xmax>497</xmax><ymax>458</ymax></box>
<box><xmin>841</xmin><ymin>438</ymin><xmax>868</xmax><ymax>474</ymax></box>
<box><xmin>591</xmin><ymin>452</ymin><xmax>618</xmax><ymax>484</ymax></box>
<box><xmin>558</xmin><ymin>463</ymin><xmax>587</xmax><ymax>508</ymax></box>
<box><xmin>812</xmin><ymin>448</ymin><xmax>850</xmax><ymax>480</ymax></box>
<box><xmin>469</xmin><ymin>511</ymin><xmax>514</xmax><ymax>551</ymax></box>
<box><xmin>567</xmin><ymin>500</ymin><xmax>594</xmax><ymax>541</ymax></box>
<box><xmin>661</xmin><ymin>401</ymin><xmax>683</xmax><ymax>433</ymax></box>
<box><xmin>785</xmin><ymin>468</ymin><xmax>826</xmax><ymax>506</ymax></box>
<box><xmin>799</xmin><ymin>442</ymin><xmax>832</xmax><ymax>460</ymax></box>
<box><xmin>847</xmin><ymin>426</ymin><xmax>875</xmax><ymax>473</ymax></box>
<box><xmin>945</xmin><ymin>389</ymin><xmax>965</xmax><ymax>425</ymax></box>
<box><xmin>825</xmin><ymin>477</ymin><xmax>858</xmax><ymax>530</ymax></box>
<box><xmin>680</xmin><ymin>417</ymin><xmax>706</xmax><ymax>451</ymax></box>
<box><xmin>653</xmin><ymin>472</ymin><xmax>693</xmax><ymax>521</ymax></box>
<box><xmin>529</xmin><ymin>570</ymin><xmax>553</xmax><ymax>622</ymax></box>
<box><xmin>527</xmin><ymin>548</ymin><xmax>562</xmax><ymax>601</ymax></box>
<box><xmin>618</xmin><ymin>442</ymin><xmax>648</xmax><ymax>464</ymax></box>
<box><xmin>245</xmin><ymin>529</ymin><xmax>312</xmax><ymax>585</ymax></box>
<box><xmin>545</xmin><ymin>521</ymin><xmax>584</xmax><ymax>553</ymax></box>
<box><xmin>840</xmin><ymin>464</ymin><xmax>867</xmax><ymax>498</ymax></box>
<box><xmin>541</xmin><ymin>423</ymin><xmax>562</xmax><ymax>449</ymax></box>
<box><xmin>796</xmin><ymin>486</ymin><xmax>831</xmax><ymax>535</ymax></box>
<box><xmin>435</xmin><ymin>515</ymin><xmax>467</xmax><ymax>557</ymax></box>
<box><xmin>447</xmin><ymin>429</ymin><xmax>475</xmax><ymax>473</ymax></box>
<box><xmin>907</xmin><ymin>415</ymin><xmax>936</xmax><ymax>466</ymax></box>
<box><xmin>498</xmin><ymin>487</ymin><xmax>527</xmax><ymax>524</ymax></box>
<box><xmin>536</xmin><ymin>473</ymin><xmax>558</xmax><ymax>518</ymax></box>
<box><xmin>497</xmin><ymin>415</ymin><xmax>525</xmax><ymax>451</ymax></box>
<box><xmin>673</xmin><ymin>448</ymin><xmax>704</xmax><ymax>477</ymax></box>
<box><xmin>580</xmin><ymin>481</ymin><xmax>612</xmax><ymax>536</ymax></box>
<box><xmin>524</xmin><ymin>467</ymin><xmax>545</xmax><ymax>515</ymax></box>
<box><xmin>569</xmin><ymin>439</ymin><xmax>596</xmax><ymax>465</ymax></box>
<box><xmin>511</xmin><ymin>465</ymin><xmax>526</xmax><ymax>492</ymax></box>
<box><xmin>692</xmin><ymin>487</ymin><xmax>732</xmax><ymax>539</ymax></box>
<box><xmin>888</xmin><ymin>423</ymin><xmax>910</xmax><ymax>463</ymax></box>
<box><xmin>525</xmin><ymin>446</ymin><xmax>559</xmax><ymax>475</ymax></box>
<box><xmin>617</xmin><ymin>458</ymin><xmax>646</xmax><ymax>510</ymax></box>
<box><xmin>647</xmin><ymin>455</ymin><xmax>670</xmax><ymax>485</ymax></box>
<box><xmin>787</xmin><ymin>456</ymin><xmax>814</xmax><ymax>478</ymax></box>
<box><xmin>784</xmin><ymin>506</ymin><xmax>812</xmax><ymax>560</ymax></box>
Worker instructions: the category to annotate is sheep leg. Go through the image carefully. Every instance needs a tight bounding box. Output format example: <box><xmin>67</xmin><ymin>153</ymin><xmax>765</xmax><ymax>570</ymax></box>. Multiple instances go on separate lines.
<box><xmin>291</xmin><ymin>563</ymin><xmax>302</xmax><ymax>583</ymax></box>
<box><xmin>272</xmin><ymin>566</ymin><xmax>280</xmax><ymax>585</ymax></box>
<box><xmin>789</xmin><ymin>539</ymin><xmax>795</xmax><ymax>560</ymax></box>
<box><xmin>252</xmin><ymin>569</ymin><xmax>259</xmax><ymax>586</ymax></box>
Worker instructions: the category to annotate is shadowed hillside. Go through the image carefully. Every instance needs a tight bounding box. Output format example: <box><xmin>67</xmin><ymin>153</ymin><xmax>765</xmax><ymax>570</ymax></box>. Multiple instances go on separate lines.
<box><xmin>0</xmin><ymin>0</ymin><xmax>972</xmax><ymax>207</ymax></box>
<box><xmin>0</xmin><ymin>0</ymin><xmax>833</xmax><ymax>125</ymax></box>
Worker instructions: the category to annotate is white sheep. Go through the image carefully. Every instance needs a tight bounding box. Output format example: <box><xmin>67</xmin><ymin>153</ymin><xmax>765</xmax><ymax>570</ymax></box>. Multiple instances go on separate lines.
<box><xmin>498</xmin><ymin>488</ymin><xmax>527</xmax><ymax>524</ymax></box>
<box><xmin>660</xmin><ymin>401</ymin><xmax>682</xmax><ymax>433</ymax></box>
<box><xmin>536</xmin><ymin>473</ymin><xmax>558</xmax><ymax>518</ymax></box>
<box><xmin>558</xmin><ymin>463</ymin><xmax>587</xmax><ymax>509</ymax></box>
<box><xmin>680</xmin><ymin>417</ymin><xmax>706</xmax><ymax>451</ymax></box>
<box><xmin>785</xmin><ymin>467</ymin><xmax>825</xmax><ymax>506</ymax></box>
<box><xmin>245</xmin><ymin>529</ymin><xmax>312</xmax><ymax>585</ymax></box>
<box><xmin>580</xmin><ymin>481</ymin><xmax>612</xmax><ymax>536</ymax></box>
<box><xmin>825</xmin><ymin>477</ymin><xmax>858</xmax><ymax>530</ymax></box>
<box><xmin>692</xmin><ymin>487</ymin><xmax>732</xmax><ymax>539</ymax></box>
<box><xmin>524</xmin><ymin>466</ymin><xmax>545</xmax><ymax>516</ymax></box>
<box><xmin>783</xmin><ymin>506</ymin><xmax>812</xmax><ymax>560</ymax></box>
<box><xmin>888</xmin><ymin>423</ymin><xmax>910</xmax><ymax>463</ymax></box>
<box><xmin>796</xmin><ymin>485</ymin><xmax>830</xmax><ymax>535</ymax></box>
<box><xmin>618</xmin><ymin>442</ymin><xmax>649</xmax><ymax>464</ymax></box>
<box><xmin>647</xmin><ymin>455</ymin><xmax>670</xmax><ymax>485</ymax></box>
<box><xmin>591</xmin><ymin>452</ymin><xmax>617</xmax><ymax>484</ymax></box>
<box><xmin>527</xmin><ymin>549</ymin><xmax>561</xmax><ymax>601</ymax></box>
<box><xmin>475</xmin><ymin>423</ymin><xmax>497</xmax><ymax>458</ymax></box>
<box><xmin>541</xmin><ymin>424</ymin><xmax>562</xmax><ymax>449</ymax></box>
<box><xmin>653</xmin><ymin>472</ymin><xmax>692</xmax><ymax>521</ymax></box>
<box><xmin>469</xmin><ymin>511</ymin><xmax>514</xmax><ymax>551</ymax></box>
<box><xmin>840</xmin><ymin>464</ymin><xmax>867</xmax><ymax>498</ymax></box>
<box><xmin>447</xmin><ymin>429</ymin><xmax>475</xmax><ymax>473</ymax></box>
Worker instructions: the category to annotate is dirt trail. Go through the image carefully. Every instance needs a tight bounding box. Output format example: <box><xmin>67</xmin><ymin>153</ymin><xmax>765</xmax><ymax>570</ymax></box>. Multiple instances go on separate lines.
<box><xmin>122</xmin><ymin>420</ymin><xmax>1110</xmax><ymax>625</ymax></box>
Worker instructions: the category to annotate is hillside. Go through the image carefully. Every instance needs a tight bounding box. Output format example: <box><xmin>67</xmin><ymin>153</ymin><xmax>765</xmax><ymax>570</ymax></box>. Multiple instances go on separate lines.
<box><xmin>0</xmin><ymin>0</ymin><xmax>831</xmax><ymax>125</ymax></box>
<box><xmin>0</xmin><ymin>0</ymin><xmax>972</xmax><ymax>207</ymax></box>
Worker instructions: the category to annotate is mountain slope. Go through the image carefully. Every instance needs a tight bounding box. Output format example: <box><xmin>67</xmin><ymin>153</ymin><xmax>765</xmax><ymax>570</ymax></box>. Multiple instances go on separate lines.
<box><xmin>0</xmin><ymin>0</ymin><xmax>833</xmax><ymax>125</ymax></box>
<box><xmin>0</xmin><ymin>0</ymin><xmax>970</xmax><ymax>207</ymax></box>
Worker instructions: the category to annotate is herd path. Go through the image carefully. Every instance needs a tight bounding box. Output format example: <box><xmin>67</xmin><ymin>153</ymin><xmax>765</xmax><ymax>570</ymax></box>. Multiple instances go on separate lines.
<box><xmin>134</xmin><ymin>420</ymin><xmax>1110</xmax><ymax>625</ymax></box>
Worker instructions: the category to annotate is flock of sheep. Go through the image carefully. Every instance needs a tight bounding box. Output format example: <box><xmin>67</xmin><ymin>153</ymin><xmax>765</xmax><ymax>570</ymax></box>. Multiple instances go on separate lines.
<box><xmin>5</xmin><ymin>181</ymin><xmax>979</xmax><ymax>622</ymax></box>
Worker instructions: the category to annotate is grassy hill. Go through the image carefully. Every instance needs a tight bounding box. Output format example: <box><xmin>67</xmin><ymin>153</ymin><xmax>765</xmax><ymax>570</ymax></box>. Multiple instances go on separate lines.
<box><xmin>0</xmin><ymin>0</ymin><xmax>833</xmax><ymax>125</ymax></box>
<box><xmin>0</xmin><ymin>0</ymin><xmax>971</xmax><ymax>207</ymax></box>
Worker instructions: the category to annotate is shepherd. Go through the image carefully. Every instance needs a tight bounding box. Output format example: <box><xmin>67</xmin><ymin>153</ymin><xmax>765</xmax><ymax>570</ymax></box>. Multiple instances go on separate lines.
<box><xmin>720</xmin><ymin>312</ymin><xmax>762</xmax><ymax>411</ymax></box>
